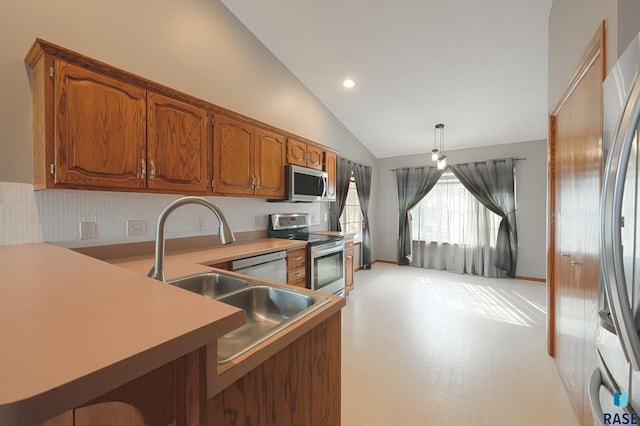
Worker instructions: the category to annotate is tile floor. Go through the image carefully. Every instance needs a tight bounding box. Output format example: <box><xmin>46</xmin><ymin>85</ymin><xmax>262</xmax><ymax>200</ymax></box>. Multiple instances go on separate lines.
<box><xmin>341</xmin><ymin>263</ymin><xmax>580</xmax><ymax>426</ymax></box>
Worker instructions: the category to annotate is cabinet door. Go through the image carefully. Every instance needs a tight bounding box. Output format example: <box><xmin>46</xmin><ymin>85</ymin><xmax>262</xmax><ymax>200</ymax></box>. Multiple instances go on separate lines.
<box><xmin>254</xmin><ymin>128</ymin><xmax>285</xmax><ymax>198</ymax></box>
<box><xmin>55</xmin><ymin>61</ymin><xmax>146</xmax><ymax>189</ymax></box>
<box><xmin>287</xmin><ymin>139</ymin><xmax>307</xmax><ymax>167</ymax></box>
<box><xmin>324</xmin><ymin>151</ymin><xmax>337</xmax><ymax>200</ymax></box>
<box><xmin>345</xmin><ymin>249</ymin><xmax>354</xmax><ymax>295</ymax></box>
<box><xmin>147</xmin><ymin>93</ymin><xmax>209</xmax><ymax>193</ymax></box>
<box><xmin>306</xmin><ymin>145</ymin><xmax>324</xmax><ymax>170</ymax></box>
<box><xmin>213</xmin><ymin>115</ymin><xmax>254</xmax><ymax>195</ymax></box>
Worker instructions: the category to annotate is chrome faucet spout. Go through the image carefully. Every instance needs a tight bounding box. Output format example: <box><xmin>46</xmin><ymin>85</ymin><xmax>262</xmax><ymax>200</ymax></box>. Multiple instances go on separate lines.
<box><xmin>148</xmin><ymin>196</ymin><xmax>235</xmax><ymax>282</ymax></box>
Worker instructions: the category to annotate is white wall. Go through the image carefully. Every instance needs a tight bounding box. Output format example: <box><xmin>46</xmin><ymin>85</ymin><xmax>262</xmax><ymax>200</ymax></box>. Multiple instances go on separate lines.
<box><xmin>0</xmin><ymin>0</ymin><xmax>377</xmax><ymax>251</ymax></box>
<box><xmin>375</xmin><ymin>140</ymin><xmax>547</xmax><ymax>279</ymax></box>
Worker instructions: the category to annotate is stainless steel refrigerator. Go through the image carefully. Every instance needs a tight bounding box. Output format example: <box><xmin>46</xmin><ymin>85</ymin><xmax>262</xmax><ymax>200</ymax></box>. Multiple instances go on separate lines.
<box><xmin>593</xmin><ymin>33</ymin><xmax>640</xmax><ymax>424</ymax></box>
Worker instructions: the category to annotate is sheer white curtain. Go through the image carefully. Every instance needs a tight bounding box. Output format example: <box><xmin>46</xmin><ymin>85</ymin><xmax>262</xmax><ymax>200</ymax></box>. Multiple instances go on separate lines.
<box><xmin>410</xmin><ymin>171</ymin><xmax>504</xmax><ymax>277</ymax></box>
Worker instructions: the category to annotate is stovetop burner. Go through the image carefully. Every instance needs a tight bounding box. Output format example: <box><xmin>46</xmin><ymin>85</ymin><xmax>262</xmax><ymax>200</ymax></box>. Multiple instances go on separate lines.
<box><xmin>267</xmin><ymin>213</ymin><xmax>343</xmax><ymax>246</ymax></box>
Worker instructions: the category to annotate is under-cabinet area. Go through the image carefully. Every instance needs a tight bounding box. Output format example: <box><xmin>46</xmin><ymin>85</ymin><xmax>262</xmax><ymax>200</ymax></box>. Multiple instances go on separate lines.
<box><xmin>25</xmin><ymin>39</ymin><xmax>337</xmax><ymax>199</ymax></box>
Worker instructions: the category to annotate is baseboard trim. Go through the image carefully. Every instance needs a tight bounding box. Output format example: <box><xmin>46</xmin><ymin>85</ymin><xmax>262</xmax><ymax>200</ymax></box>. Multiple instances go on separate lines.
<box><xmin>372</xmin><ymin>259</ymin><xmax>396</xmax><ymax>265</ymax></box>
<box><xmin>515</xmin><ymin>275</ymin><xmax>546</xmax><ymax>283</ymax></box>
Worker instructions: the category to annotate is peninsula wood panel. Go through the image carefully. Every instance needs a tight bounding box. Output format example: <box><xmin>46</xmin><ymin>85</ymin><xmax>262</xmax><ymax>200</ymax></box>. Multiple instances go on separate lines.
<box><xmin>208</xmin><ymin>312</ymin><xmax>341</xmax><ymax>425</ymax></box>
<box><xmin>147</xmin><ymin>92</ymin><xmax>210</xmax><ymax>193</ymax></box>
<box><xmin>74</xmin><ymin>348</ymin><xmax>205</xmax><ymax>426</ymax></box>
<box><xmin>54</xmin><ymin>61</ymin><xmax>146</xmax><ymax>189</ymax></box>
<box><xmin>548</xmin><ymin>22</ymin><xmax>604</xmax><ymax>425</ymax></box>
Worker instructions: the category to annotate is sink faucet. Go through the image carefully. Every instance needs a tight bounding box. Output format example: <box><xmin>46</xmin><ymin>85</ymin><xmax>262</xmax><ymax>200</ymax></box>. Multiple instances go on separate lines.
<box><xmin>148</xmin><ymin>196</ymin><xmax>236</xmax><ymax>282</ymax></box>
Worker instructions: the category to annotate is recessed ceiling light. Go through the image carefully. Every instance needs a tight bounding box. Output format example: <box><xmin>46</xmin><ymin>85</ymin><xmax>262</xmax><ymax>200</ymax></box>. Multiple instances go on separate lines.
<box><xmin>342</xmin><ymin>78</ymin><xmax>356</xmax><ymax>89</ymax></box>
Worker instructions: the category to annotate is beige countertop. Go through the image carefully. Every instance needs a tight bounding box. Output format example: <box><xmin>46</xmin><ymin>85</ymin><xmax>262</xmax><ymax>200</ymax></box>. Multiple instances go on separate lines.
<box><xmin>109</xmin><ymin>238</ymin><xmax>307</xmax><ymax>279</ymax></box>
<box><xmin>0</xmin><ymin>243</ymin><xmax>245</xmax><ymax>425</ymax></box>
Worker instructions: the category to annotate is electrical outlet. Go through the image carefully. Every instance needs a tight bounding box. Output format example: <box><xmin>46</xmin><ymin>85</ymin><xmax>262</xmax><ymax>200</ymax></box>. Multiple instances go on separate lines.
<box><xmin>196</xmin><ymin>217</ymin><xmax>206</xmax><ymax>231</ymax></box>
<box><xmin>126</xmin><ymin>219</ymin><xmax>146</xmax><ymax>236</ymax></box>
<box><xmin>323</xmin><ymin>213</ymin><xmax>328</xmax><ymax>222</ymax></box>
<box><xmin>311</xmin><ymin>213</ymin><xmax>318</xmax><ymax>224</ymax></box>
<box><xmin>80</xmin><ymin>221</ymin><xmax>97</xmax><ymax>240</ymax></box>
<box><xmin>252</xmin><ymin>216</ymin><xmax>261</xmax><ymax>227</ymax></box>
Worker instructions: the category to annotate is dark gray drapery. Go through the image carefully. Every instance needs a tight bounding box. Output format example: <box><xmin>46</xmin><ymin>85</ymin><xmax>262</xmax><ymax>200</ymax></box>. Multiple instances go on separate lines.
<box><xmin>353</xmin><ymin>163</ymin><xmax>372</xmax><ymax>269</ymax></box>
<box><xmin>450</xmin><ymin>158</ymin><xmax>518</xmax><ymax>277</ymax></box>
<box><xmin>394</xmin><ymin>166</ymin><xmax>444</xmax><ymax>265</ymax></box>
<box><xmin>329</xmin><ymin>156</ymin><xmax>353</xmax><ymax>232</ymax></box>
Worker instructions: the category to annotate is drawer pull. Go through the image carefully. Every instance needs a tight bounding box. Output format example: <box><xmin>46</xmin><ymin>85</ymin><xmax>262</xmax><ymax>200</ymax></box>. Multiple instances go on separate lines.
<box><xmin>293</xmin><ymin>272</ymin><xmax>304</xmax><ymax>278</ymax></box>
<box><xmin>292</xmin><ymin>256</ymin><xmax>302</xmax><ymax>261</ymax></box>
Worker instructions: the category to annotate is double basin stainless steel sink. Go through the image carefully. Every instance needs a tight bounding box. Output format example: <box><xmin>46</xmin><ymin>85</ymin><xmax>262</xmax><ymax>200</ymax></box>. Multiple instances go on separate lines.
<box><xmin>168</xmin><ymin>271</ymin><xmax>330</xmax><ymax>363</ymax></box>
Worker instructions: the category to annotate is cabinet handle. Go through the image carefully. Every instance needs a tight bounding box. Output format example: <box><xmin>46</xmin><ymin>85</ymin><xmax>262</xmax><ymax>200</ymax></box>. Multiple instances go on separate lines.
<box><xmin>141</xmin><ymin>159</ymin><xmax>146</xmax><ymax>179</ymax></box>
<box><xmin>293</xmin><ymin>272</ymin><xmax>303</xmax><ymax>278</ymax></box>
<box><xmin>149</xmin><ymin>159</ymin><xmax>156</xmax><ymax>180</ymax></box>
<box><xmin>560</xmin><ymin>254</ymin><xmax>571</xmax><ymax>258</ymax></box>
<box><xmin>292</xmin><ymin>256</ymin><xmax>302</xmax><ymax>261</ymax></box>
<box><xmin>571</xmin><ymin>260</ymin><xmax>583</xmax><ymax>266</ymax></box>
<box><xmin>256</xmin><ymin>175</ymin><xmax>261</xmax><ymax>187</ymax></box>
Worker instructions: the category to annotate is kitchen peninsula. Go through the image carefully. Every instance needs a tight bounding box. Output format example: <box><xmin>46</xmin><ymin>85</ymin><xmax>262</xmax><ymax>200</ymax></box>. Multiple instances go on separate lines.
<box><xmin>0</xmin><ymin>242</ymin><xmax>344</xmax><ymax>425</ymax></box>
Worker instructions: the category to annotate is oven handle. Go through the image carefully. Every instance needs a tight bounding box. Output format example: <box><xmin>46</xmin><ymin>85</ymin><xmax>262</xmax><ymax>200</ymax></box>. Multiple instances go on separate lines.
<box><xmin>311</xmin><ymin>243</ymin><xmax>344</xmax><ymax>257</ymax></box>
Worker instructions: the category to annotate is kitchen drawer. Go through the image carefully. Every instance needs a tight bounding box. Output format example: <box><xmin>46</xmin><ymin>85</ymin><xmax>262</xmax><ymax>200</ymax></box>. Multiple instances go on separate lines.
<box><xmin>287</xmin><ymin>247</ymin><xmax>306</xmax><ymax>269</ymax></box>
<box><xmin>287</xmin><ymin>266</ymin><xmax>306</xmax><ymax>286</ymax></box>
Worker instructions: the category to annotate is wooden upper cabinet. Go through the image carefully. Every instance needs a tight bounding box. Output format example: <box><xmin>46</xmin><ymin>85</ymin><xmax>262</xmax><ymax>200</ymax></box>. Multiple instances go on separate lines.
<box><xmin>287</xmin><ymin>139</ymin><xmax>307</xmax><ymax>167</ymax></box>
<box><xmin>213</xmin><ymin>115</ymin><xmax>286</xmax><ymax>199</ymax></box>
<box><xmin>55</xmin><ymin>61</ymin><xmax>146</xmax><ymax>189</ymax></box>
<box><xmin>324</xmin><ymin>151</ymin><xmax>337</xmax><ymax>201</ymax></box>
<box><xmin>213</xmin><ymin>115</ymin><xmax>254</xmax><ymax>195</ymax></box>
<box><xmin>306</xmin><ymin>145</ymin><xmax>323</xmax><ymax>170</ymax></box>
<box><xmin>147</xmin><ymin>93</ymin><xmax>209</xmax><ymax>193</ymax></box>
<box><xmin>287</xmin><ymin>138</ymin><xmax>323</xmax><ymax>170</ymax></box>
<box><xmin>254</xmin><ymin>128</ymin><xmax>285</xmax><ymax>198</ymax></box>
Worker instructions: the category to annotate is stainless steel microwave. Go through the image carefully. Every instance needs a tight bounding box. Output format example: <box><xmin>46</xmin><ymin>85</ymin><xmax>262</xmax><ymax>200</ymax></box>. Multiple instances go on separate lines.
<box><xmin>285</xmin><ymin>165</ymin><xmax>328</xmax><ymax>202</ymax></box>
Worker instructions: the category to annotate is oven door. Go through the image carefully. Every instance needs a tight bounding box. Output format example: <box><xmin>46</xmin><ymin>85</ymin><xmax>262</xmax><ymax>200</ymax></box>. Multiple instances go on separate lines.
<box><xmin>310</xmin><ymin>240</ymin><xmax>344</xmax><ymax>295</ymax></box>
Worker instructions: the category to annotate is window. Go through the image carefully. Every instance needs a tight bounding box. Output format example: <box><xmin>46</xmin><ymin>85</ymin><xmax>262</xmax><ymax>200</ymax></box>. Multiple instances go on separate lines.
<box><xmin>340</xmin><ymin>176</ymin><xmax>361</xmax><ymax>240</ymax></box>
<box><xmin>410</xmin><ymin>171</ymin><xmax>500</xmax><ymax>247</ymax></box>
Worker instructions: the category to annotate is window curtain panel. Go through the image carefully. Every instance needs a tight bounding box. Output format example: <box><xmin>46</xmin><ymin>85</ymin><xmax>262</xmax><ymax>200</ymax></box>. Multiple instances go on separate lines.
<box><xmin>450</xmin><ymin>158</ymin><xmax>518</xmax><ymax>277</ymax></box>
<box><xmin>394</xmin><ymin>166</ymin><xmax>444</xmax><ymax>265</ymax></box>
<box><xmin>409</xmin><ymin>172</ymin><xmax>503</xmax><ymax>278</ymax></box>
<box><xmin>329</xmin><ymin>156</ymin><xmax>353</xmax><ymax>232</ymax></box>
<box><xmin>353</xmin><ymin>163</ymin><xmax>372</xmax><ymax>269</ymax></box>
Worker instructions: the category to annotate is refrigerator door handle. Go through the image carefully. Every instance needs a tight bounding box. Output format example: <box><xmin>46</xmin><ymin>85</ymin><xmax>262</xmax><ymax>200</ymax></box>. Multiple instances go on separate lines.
<box><xmin>602</xmin><ymin>71</ymin><xmax>640</xmax><ymax>370</ymax></box>
<box><xmin>589</xmin><ymin>368</ymin><xmax>605</xmax><ymax>426</ymax></box>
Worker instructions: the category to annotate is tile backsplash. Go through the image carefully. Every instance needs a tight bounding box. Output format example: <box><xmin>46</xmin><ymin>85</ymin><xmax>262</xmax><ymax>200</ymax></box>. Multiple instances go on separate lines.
<box><xmin>0</xmin><ymin>182</ymin><xmax>328</xmax><ymax>247</ymax></box>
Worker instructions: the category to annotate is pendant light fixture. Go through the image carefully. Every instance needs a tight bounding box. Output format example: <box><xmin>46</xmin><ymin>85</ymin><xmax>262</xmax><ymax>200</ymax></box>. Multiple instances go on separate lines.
<box><xmin>434</xmin><ymin>123</ymin><xmax>447</xmax><ymax>170</ymax></box>
<box><xmin>431</xmin><ymin>124</ymin><xmax>439</xmax><ymax>161</ymax></box>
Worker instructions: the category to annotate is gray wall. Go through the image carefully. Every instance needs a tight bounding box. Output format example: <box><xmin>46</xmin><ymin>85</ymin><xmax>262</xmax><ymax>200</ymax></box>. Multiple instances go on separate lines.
<box><xmin>548</xmin><ymin>0</ymin><xmax>616</xmax><ymax>110</ymax></box>
<box><xmin>0</xmin><ymin>0</ymin><xmax>377</xmax><ymax>254</ymax></box>
<box><xmin>375</xmin><ymin>140</ymin><xmax>547</xmax><ymax>279</ymax></box>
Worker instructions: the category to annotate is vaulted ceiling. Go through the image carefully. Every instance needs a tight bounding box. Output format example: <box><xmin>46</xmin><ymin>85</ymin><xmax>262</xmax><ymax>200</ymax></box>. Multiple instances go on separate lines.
<box><xmin>221</xmin><ymin>0</ymin><xmax>553</xmax><ymax>158</ymax></box>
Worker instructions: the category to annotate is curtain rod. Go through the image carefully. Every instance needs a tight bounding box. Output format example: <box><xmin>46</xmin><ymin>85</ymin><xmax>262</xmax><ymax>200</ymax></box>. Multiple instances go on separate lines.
<box><xmin>389</xmin><ymin>157</ymin><xmax>526</xmax><ymax>171</ymax></box>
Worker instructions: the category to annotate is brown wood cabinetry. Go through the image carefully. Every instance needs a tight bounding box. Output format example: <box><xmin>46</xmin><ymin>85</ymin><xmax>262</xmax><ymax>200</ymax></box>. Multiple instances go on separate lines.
<box><xmin>344</xmin><ymin>237</ymin><xmax>355</xmax><ymax>296</ymax></box>
<box><xmin>213</xmin><ymin>115</ymin><xmax>285</xmax><ymax>199</ymax></box>
<box><xmin>287</xmin><ymin>138</ymin><xmax>323</xmax><ymax>170</ymax></box>
<box><xmin>147</xmin><ymin>93</ymin><xmax>210</xmax><ymax>193</ymax></box>
<box><xmin>324</xmin><ymin>151</ymin><xmax>337</xmax><ymax>201</ymax></box>
<box><xmin>31</xmin><ymin>58</ymin><xmax>210</xmax><ymax>193</ymax></box>
<box><xmin>26</xmin><ymin>39</ymin><xmax>334</xmax><ymax>199</ymax></box>
<box><xmin>209</xmin><ymin>312</ymin><xmax>341</xmax><ymax>425</ymax></box>
<box><xmin>286</xmin><ymin>246</ymin><xmax>307</xmax><ymax>288</ymax></box>
<box><xmin>53</xmin><ymin>61</ymin><xmax>146</xmax><ymax>190</ymax></box>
